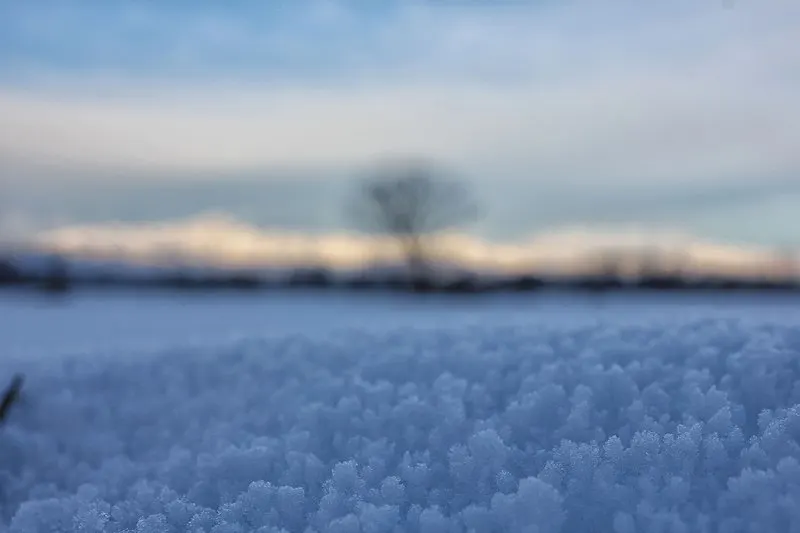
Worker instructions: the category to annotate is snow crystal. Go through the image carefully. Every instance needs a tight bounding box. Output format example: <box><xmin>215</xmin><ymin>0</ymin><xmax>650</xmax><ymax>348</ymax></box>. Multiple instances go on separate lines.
<box><xmin>2</xmin><ymin>313</ymin><xmax>800</xmax><ymax>531</ymax></box>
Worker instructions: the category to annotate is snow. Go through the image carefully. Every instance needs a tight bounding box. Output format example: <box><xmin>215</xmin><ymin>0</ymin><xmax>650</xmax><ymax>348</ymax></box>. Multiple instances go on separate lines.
<box><xmin>2</xmin><ymin>293</ymin><xmax>800</xmax><ymax>532</ymax></box>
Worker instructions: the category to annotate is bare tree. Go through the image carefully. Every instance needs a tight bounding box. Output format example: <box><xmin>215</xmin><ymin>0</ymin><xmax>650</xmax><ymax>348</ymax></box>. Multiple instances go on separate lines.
<box><xmin>352</xmin><ymin>159</ymin><xmax>478</xmax><ymax>287</ymax></box>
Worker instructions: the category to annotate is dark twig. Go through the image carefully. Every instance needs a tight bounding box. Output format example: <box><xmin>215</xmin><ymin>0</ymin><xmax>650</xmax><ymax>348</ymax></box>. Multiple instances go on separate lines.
<box><xmin>0</xmin><ymin>374</ymin><xmax>24</xmax><ymax>426</ymax></box>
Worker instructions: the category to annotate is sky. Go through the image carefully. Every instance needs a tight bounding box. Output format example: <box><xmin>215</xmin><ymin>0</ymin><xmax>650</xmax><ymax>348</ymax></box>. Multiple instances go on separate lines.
<box><xmin>0</xmin><ymin>0</ymin><xmax>799</xmax><ymax>253</ymax></box>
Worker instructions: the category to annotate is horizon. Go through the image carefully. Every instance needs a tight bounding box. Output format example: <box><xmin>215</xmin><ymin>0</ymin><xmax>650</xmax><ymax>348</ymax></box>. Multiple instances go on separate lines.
<box><xmin>13</xmin><ymin>211</ymin><xmax>798</xmax><ymax>283</ymax></box>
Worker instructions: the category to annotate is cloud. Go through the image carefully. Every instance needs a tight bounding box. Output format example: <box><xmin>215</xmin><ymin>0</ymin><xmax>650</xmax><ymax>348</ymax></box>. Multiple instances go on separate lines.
<box><xmin>0</xmin><ymin>1</ymin><xmax>798</xmax><ymax>193</ymax></box>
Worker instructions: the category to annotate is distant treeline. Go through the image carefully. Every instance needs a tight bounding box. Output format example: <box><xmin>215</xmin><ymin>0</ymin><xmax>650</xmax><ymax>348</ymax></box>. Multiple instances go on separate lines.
<box><xmin>2</xmin><ymin>256</ymin><xmax>799</xmax><ymax>297</ymax></box>
<box><xmin>3</xmin><ymin>158</ymin><xmax>797</xmax><ymax>298</ymax></box>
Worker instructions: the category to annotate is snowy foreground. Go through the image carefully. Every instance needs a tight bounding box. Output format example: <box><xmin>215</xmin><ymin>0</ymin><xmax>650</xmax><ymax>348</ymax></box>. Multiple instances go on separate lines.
<box><xmin>1</xmin><ymin>293</ymin><xmax>800</xmax><ymax>532</ymax></box>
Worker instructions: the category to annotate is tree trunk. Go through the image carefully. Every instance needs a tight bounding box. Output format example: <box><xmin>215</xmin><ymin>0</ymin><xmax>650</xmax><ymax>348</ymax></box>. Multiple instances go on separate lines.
<box><xmin>404</xmin><ymin>236</ymin><xmax>433</xmax><ymax>292</ymax></box>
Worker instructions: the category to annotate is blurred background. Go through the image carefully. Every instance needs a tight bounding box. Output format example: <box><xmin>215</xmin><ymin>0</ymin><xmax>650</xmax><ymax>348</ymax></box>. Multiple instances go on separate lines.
<box><xmin>1</xmin><ymin>1</ymin><xmax>799</xmax><ymax>292</ymax></box>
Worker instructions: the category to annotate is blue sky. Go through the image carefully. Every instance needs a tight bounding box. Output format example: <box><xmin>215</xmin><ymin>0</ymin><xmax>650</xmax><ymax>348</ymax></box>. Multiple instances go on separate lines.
<box><xmin>0</xmin><ymin>1</ymin><xmax>799</xmax><ymax>246</ymax></box>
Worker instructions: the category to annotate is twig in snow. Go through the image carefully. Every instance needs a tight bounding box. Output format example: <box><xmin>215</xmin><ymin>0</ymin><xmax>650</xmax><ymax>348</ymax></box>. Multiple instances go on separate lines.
<box><xmin>0</xmin><ymin>374</ymin><xmax>24</xmax><ymax>426</ymax></box>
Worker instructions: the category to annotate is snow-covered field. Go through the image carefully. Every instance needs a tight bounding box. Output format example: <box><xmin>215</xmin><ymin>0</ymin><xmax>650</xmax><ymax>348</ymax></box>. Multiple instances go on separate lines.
<box><xmin>1</xmin><ymin>292</ymin><xmax>800</xmax><ymax>532</ymax></box>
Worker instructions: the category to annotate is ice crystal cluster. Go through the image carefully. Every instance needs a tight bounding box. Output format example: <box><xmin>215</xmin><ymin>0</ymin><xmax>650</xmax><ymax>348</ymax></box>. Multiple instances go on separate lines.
<box><xmin>2</xmin><ymin>318</ymin><xmax>800</xmax><ymax>532</ymax></box>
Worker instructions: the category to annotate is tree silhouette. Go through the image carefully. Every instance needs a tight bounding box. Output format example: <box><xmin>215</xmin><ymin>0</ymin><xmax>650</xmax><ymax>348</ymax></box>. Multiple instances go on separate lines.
<box><xmin>352</xmin><ymin>159</ymin><xmax>478</xmax><ymax>289</ymax></box>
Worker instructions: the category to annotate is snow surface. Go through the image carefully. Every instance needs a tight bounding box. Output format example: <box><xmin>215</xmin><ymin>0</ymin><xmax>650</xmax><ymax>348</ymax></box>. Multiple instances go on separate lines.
<box><xmin>2</xmin><ymin>293</ymin><xmax>800</xmax><ymax>532</ymax></box>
